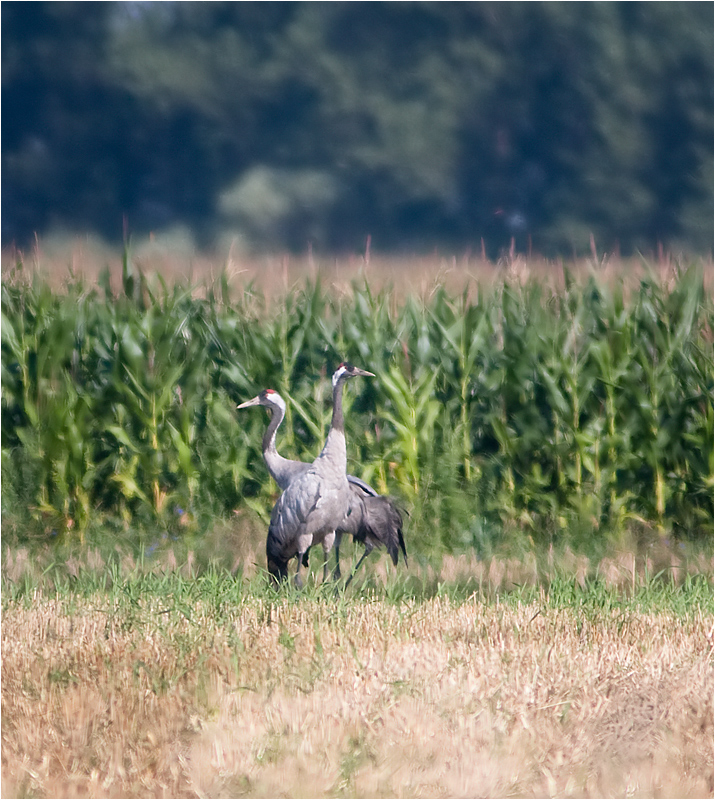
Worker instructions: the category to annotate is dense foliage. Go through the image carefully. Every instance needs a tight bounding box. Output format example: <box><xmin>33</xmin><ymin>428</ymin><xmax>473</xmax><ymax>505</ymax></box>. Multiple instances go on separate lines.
<box><xmin>1</xmin><ymin>255</ymin><xmax>712</xmax><ymax>556</ymax></box>
<box><xmin>2</xmin><ymin>2</ymin><xmax>713</xmax><ymax>256</ymax></box>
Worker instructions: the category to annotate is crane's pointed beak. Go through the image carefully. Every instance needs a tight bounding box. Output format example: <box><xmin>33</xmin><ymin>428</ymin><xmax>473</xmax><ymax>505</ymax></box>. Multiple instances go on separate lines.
<box><xmin>354</xmin><ymin>367</ymin><xmax>375</xmax><ymax>377</ymax></box>
<box><xmin>237</xmin><ymin>396</ymin><xmax>261</xmax><ymax>409</ymax></box>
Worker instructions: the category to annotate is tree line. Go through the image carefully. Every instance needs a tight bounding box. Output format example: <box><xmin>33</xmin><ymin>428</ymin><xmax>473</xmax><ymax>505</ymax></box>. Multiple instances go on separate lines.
<box><xmin>2</xmin><ymin>2</ymin><xmax>713</xmax><ymax>257</ymax></box>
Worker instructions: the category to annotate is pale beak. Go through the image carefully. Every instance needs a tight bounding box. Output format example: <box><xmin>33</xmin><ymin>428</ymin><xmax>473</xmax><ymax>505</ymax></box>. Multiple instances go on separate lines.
<box><xmin>237</xmin><ymin>396</ymin><xmax>261</xmax><ymax>409</ymax></box>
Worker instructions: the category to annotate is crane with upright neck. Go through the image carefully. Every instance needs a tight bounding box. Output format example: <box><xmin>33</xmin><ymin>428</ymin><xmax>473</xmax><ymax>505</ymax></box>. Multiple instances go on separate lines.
<box><xmin>238</xmin><ymin>380</ymin><xmax>407</xmax><ymax>585</ymax></box>
<box><xmin>259</xmin><ymin>363</ymin><xmax>373</xmax><ymax>586</ymax></box>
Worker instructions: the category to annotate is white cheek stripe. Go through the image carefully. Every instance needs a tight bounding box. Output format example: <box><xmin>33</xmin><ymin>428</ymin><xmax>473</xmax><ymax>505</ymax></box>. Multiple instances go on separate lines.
<box><xmin>332</xmin><ymin>365</ymin><xmax>347</xmax><ymax>387</ymax></box>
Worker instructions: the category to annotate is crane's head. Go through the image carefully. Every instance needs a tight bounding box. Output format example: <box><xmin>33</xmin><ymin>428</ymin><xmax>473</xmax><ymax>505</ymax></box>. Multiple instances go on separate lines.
<box><xmin>266</xmin><ymin>535</ymin><xmax>291</xmax><ymax>586</ymax></box>
<box><xmin>237</xmin><ymin>389</ymin><xmax>287</xmax><ymax>415</ymax></box>
<box><xmin>267</xmin><ymin>554</ymin><xmax>290</xmax><ymax>585</ymax></box>
<box><xmin>332</xmin><ymin>362</ymin><xmax>375</xmax><ymax>388</ymax></box>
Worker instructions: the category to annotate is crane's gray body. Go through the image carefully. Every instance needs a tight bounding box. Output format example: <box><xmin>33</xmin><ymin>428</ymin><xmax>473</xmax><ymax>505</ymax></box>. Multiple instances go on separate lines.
<box><xmin>238</xmin><ymin>377</ymin><xmax>407</xmax><ymax>585</ymax></box>
<box><xmin>266</xmin><ymin>423</ymin><xmax>348</xmax><ymax>580</ymax></box>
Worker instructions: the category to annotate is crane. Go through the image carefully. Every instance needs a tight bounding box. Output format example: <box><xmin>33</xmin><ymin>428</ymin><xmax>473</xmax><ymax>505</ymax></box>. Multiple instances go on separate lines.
<box><xmin>238</xmin><ymin>387</ymin><xmax>407</xmax><ymax>584</ymax></box>
<box><xmin>262</xmin><ymin>362</ymin><xmax>372</xmax><ymax>586</ymax></box>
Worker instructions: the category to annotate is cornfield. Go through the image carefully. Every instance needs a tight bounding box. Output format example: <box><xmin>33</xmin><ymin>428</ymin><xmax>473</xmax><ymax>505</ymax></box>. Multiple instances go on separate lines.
<box><xmin>1</xmin><ymin>253</ymin><xmax>712</xmax><ymax>555</ymax></box>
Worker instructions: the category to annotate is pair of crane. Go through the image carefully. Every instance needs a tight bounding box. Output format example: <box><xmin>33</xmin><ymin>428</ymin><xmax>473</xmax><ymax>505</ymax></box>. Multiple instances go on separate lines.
<box><xmin>238</xmin><ymin>362</ymin><xmax>407</xmax><ymax>588</ymax></box>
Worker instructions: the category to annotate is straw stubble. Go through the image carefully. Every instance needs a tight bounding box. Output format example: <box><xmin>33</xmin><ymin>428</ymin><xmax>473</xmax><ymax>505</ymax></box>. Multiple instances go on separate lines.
<box><xmin>2</xmin><ymin>594</ymin><xmax>712</xmax><ymax>798</ymax></box>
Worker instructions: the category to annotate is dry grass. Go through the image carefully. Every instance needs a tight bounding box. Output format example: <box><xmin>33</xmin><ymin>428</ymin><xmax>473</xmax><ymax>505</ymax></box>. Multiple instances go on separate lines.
<box><xmin>3</xmin><ymin>235</ymin><xmax>711</xmax><ymax>305</ymax></box>
<box><xmin>2</xmin><ymin>590</ymin><xmax>712</xmax><ymax>798</ymax></box>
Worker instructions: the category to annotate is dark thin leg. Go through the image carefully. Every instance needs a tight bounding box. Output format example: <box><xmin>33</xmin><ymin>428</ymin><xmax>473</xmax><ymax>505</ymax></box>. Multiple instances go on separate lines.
<box><xmin>322</xmin><ymin>543</ymin><xmax>331</xmax><ymax>583</ymax></box>
<box><xmin>332</xmin><ymin>533</ymin><xmax>343</xmax><ymax>580</ymax></box>
<box><xmin>343</xmin><ymin>545</ymin><xmax>373</xmax><ymax>589</ymax></box>
<box><xmin>295</xmin><ymin>551</ymin><xmax>305</xmax><ymax>588</ymax></box>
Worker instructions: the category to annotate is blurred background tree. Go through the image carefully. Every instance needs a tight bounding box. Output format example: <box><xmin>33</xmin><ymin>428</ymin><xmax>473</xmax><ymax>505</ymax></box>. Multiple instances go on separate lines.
<box><xmin>2</xmin><ymin>1</ymin><xmax>712</xmax><ymax>257</ymax></box>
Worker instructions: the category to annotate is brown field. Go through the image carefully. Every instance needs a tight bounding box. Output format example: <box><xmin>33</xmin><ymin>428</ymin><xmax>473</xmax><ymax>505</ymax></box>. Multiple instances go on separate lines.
<box><xmin>3</xmin><ymin>234</ymin><xmax>711</xmax><ymax>303</ymax></box>
<box><xmin>2</xmin><ymin>587</ymin><xmax>712</xmax><ymax>799</ymax></box>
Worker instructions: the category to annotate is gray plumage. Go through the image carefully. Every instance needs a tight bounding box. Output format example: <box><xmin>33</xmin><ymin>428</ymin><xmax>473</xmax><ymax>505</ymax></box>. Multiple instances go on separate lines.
<box><xmin>238</xmin><ymin>385</ymin><xmax>408</xmax><ymax>584</ymax></box>
<box><xmin>256</xmin><ymin>363</ymin><xmax>372</xmax><ymax>586</ymax></box>
<box><xmin>332</xmin><ymin>481</ymin><xmax>407</xmax><ymax>588</ymax></box>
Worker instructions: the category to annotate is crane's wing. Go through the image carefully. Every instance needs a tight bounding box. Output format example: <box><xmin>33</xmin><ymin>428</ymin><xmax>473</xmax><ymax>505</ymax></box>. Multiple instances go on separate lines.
<box><xmin>362</xmin><ymin>495</ymin><xmax>407</xmax><ymax>567</ymax></box>
<box><xmin>267</xmin><ymin>472</ymin><xmax>321</xmax><ymax>559</ymax></box>
<box><xmin>346</xmin><ymin>474</ymin><xmax>379</xmax><ymax>497</ymax></box>
<box><xmin>337</xmin><ymin>488</ymin><xmax>407</xmax><ymax>568</ymax></box>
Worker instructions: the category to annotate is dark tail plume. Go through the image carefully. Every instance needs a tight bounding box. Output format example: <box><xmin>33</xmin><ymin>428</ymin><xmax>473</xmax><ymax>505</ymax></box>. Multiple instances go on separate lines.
<box><xmin>363</xmin><ymin>496</ymin><xmax>407</xmax><ymax>567</ymax></box>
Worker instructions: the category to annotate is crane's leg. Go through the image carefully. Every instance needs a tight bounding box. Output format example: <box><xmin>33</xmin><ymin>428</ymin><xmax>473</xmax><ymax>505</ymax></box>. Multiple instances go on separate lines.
<box><xmin>295</xmin><ymin>532</ymin><xmax>313</xmax><ymax>588</ymax></box>
<box><xmin>344</xmin><ymin>543</ymin><xmax>374</xmax><ymax>589</ymax></box>
<box><xmin>321</xmin><ymin>531</ymin><xmax>336</xmax><ymax>583</ymax></box>
<box><xmin>294</xmin><ymin>553</ymin><xmax>304</xmax><ymax>589</ymax></box>
<box><xmin>332</xmin><ymin>532</ymin><xmax>343</xmax><ymax>581</ymax></box>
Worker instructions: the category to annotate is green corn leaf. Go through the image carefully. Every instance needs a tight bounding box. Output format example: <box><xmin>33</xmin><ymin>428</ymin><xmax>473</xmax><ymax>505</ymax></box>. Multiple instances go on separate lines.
<box><xmin>111</xmin><ymin>471</ymin><xmax>150</xmax><ymax>506</ymax></box>
<box><xmin>106</xmin><ymin>425</ymin><xmax>140</xmax><ymax>452</ymax></box>
<box><xmin>168</xmin><ymin>422</ymin><xmax>196</xmax><ymax>480</ymax></box>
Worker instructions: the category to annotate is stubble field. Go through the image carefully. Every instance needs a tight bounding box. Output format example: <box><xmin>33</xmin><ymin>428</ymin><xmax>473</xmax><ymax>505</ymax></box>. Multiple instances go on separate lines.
<box><xmin>2</xmin><ymin>563</ymin><xmax>713</xmax><ymax>799</ymax></box>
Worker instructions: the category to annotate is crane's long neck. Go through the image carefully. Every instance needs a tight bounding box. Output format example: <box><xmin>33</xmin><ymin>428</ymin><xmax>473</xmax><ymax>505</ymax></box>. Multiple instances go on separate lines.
<box><xmin>262</xmin><ymin>404</ymin><xmax>284</xmax><ymax>463</ymax></box>
<box><xmin>317</xmin><ymin>375</ymin><xmax>347</xmax><ymax>470</ymax></box>
<box><xmin>331</xmin><ymin>375</ymin><xmax>346</xmax><ymax>435</ymax></box>
<box><xmin>261</xmin><ymin>401</ymin><xmax>302</xmax><ymax>490</ymax></box>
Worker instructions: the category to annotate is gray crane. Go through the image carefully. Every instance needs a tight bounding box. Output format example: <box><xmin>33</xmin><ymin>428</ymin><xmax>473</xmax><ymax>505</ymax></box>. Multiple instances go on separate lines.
<box><xmin>264</xmin><ymin>362</ymin><xmax>372</xmax><ymax>586</ymax></box>
<box><xmin>238</xmin><ymin>386</ymin><xmax>407</xmax><ymax>585</ymax></box>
